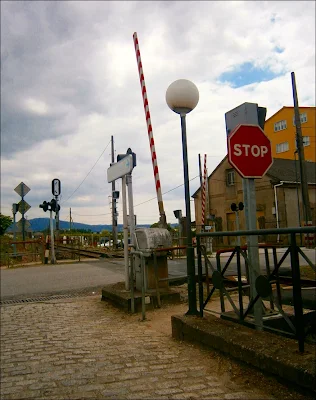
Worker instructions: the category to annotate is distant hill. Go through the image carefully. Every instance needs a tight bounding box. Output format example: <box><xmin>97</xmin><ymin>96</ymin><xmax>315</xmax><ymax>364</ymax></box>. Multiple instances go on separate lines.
<box><xmin>7</xmin><ymin>218</ymin><xmax>153</xmax><ymax>233</ymax></box>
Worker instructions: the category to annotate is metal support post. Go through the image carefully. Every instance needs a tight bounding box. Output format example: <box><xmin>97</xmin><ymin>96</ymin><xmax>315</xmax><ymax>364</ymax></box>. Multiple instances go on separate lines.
<box><xmin>235</xmin><ymin>210</ymin><xmax>241</xmax><ymax>246</ymax></box>
<box><xmin>122</xmin><ymin>175</ymin><xmax>129</xmax><ymax>290</ymax></box>
<box><xmin>291</xmin><ymin>72</ymin><xmax>312</xmax><ymax>229</ymax></box>
<box><xmin>290</xmin><ymin>232</ymin><xmax>305</xmax><ymax>352</ymax></box>
<box><xmin>180</xmin><ymin>113</ymin><xmax>198</xmax><ymax>315</ymax></box>
<box><xmin>50</xmin><ymin>209</ymin><xmax>56</xmax><ymax>264</ymax></box>
<box><xmin>126</xmin><ymin>173</ymin><xmax>135</xmax><ymax>247</ymax></box>
<box><xmin>13</xmin><ymin>210</ymin><xmax>17</xmax><ymax>256</ymax></box>
<box><xmin>21</xmin><ymin>185</ymin><xmax>25</xmax><ymax>242</ymax></box>
<box><xmin>243</xmin><ymin>178</ymin><xmax>263</xmax><ymax>329</ymax></box>
<box><xmin>111</xmin><ymin>136</ymin><xmax>118</xmax><ymax>248</ymax></box>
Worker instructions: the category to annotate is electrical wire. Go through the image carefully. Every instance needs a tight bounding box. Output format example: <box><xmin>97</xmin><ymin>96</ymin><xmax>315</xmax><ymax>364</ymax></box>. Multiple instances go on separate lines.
<box><xmin>61</xmin><ymin>139</ymin><xmax>111</xmax><ymax>205</ymax></box>
<box><xmin>71</xmin><ymin>174</ymin><xmax>200</xmax><ymax>216</ymax></box>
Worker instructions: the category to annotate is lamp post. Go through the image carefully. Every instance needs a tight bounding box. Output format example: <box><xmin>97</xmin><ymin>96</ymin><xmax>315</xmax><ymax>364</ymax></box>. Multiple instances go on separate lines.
<box><xmin>166</xmin><ymin>79</ymin><xmax>199</xmax><ymax>315</ymax></box>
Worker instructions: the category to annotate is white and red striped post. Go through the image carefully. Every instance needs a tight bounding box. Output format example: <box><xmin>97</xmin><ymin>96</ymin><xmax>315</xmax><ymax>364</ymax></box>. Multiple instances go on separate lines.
<box><xmin>133</xmin><ymin>32</ymin><xmax>167</xmax><ymax>227</ymax></box>
<box><xmin>201</xmin><ymin>154</ymin><xmax>207</xmax><ymax>227</ymax></box>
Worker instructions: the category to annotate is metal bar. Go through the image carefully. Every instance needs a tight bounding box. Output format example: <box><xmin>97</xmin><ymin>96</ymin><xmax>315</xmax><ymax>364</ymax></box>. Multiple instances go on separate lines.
<box><xmin>203</xmin><ymin>286</ymin><xmax>216</xmax><ymax>309</ymax></box>
<box><xmin>273</xmin><ymin>298</ymin><xmax>296</xmax><ymax>334</ymax></box>
<box><xmin>200</xmin><ymin>245</ymin><xmax>216</xmax><ymax>273</ymax></box>
<box><xmin>272</xmin><ymin>247</ymin><xmax>282</xmax><ymax>308</ymax></box>
<box><xmin>220</xmin><ymin>249</ymin><xmax>237</xmax><ymax>276</ymax></box>
<box><xmin>122</xmin><ymin>175</ymin><xmax>129</xmax><ymax>290</ymax></box>
<box><xmin>197</xmin><ymin>226</ymin><xmax>316</xmax><ymax>238</ymax></box>
<box><xmin>297</xmin><ymin>247</ymin><xmax>316</xmax><ymax>271</ymax></box>
<box><xmin>290</xmin><ymin>233</ymin><xmax>305</xmax><ymax>352</ymax></box>
<box><xmin>141</xmin><ymin>255</ymin><xmax>146</xmax><ymax>321</ymax></box>
<box><xmin>222</xmin><ymin>287</ymin><xmax>240</xmax><ymax>316</ymax></box>
<box><xmin>205</xmin><ymin>252</ymin><xmax>210</xmax><ymax>296</ymax></box>
<box><xmin>197</xmin><ymin>236</ymin><xmax>204</xmax><ymax>317</ymax></box>
<box><xmin>236</xmin><ymin>247</ymin><xmax>244</xmax><ymax>320</ymax></box>
<box><xmin>180</xmin><ymin>113</ymin><xmax>197</xmax><ymax>316</ymax></box>
<box><xmin>153</xmin><ymin>252</ymin><xmax>161</xmax><ymax>308</ymax></box>
<box><xmin>216</xmin><ymin>253</ymin><xmax>225</xmax><ymax>313</ymax></box>
<box><xmin>264</xmin><ymin>248</ymin><xmax>274</xmax><ymax>310</ymax></box>
<box><xmin>243</xmin><ymin>294</ymin><xmax>260</xmax><ymax>319</ymax></box>
<box><xmin>130</xmin><ymin>253</ymin><xmax>135</xmax><ymax>313</ymax></box>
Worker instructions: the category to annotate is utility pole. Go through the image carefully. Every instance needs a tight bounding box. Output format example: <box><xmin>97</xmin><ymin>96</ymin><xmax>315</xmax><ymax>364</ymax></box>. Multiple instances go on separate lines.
<box><xmin>111</xmin><ymin>135</ymin><xmax>118</xmax><ymax>248</ymax></box>
<box><xmin>291</xmin><ymin>72</ymin><xmax>312</xmax><ymax>226</ymax></box>
<box><xmin>198</xmin><ymin>154</ymin><xmax>203</xmax><ymax>232</ymax></box>
<box><xmin>69</xmin><ymin>208</ymin><xmax>72</xmax><ymax>231</ymax></box>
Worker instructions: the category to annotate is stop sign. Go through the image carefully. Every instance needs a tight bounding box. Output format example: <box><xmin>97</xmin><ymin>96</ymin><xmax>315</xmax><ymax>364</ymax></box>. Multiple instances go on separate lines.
<box><xmin>228</xmin><ymin>124</ymin><xmax>273</xmax><ymax>178</ymax></box>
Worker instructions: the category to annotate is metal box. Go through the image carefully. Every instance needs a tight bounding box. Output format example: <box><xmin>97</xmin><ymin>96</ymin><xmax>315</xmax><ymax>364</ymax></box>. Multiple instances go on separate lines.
<box><xmin>225</xmin><ymin>102</ymin><xmax>259</xmax><ymax>136</ymax></box>
<box><xmin>134</xmin><ymin>228</ymin><xmax>171</xmax><ymax>291</ymax></box>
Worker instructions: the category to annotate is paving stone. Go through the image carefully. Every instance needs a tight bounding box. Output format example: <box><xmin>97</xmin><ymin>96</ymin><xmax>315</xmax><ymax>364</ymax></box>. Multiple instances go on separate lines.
<box><xmin>0</xmin><ymin>295</ymin><xmax>304</xmax><ymax>400</ymax></box>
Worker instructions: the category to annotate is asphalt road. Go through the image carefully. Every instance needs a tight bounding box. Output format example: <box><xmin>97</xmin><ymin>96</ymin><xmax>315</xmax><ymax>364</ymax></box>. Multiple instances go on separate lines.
<box><xmin>1</xmin><ymin>248</ymin><xmax>314</xmax><ymax>300</ymax></box>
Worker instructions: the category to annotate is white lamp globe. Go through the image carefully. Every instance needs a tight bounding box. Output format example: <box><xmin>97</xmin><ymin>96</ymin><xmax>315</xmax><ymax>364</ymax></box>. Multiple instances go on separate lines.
<box><xmin>166</xmin><ymin>79</ymin><xmax>199</xmax><ymax>115</ymax></box>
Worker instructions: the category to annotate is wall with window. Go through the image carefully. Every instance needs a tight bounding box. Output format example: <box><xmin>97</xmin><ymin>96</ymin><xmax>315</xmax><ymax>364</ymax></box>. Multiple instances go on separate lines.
<box><xmin>264</xmin><ymin>107</ymin><xmax>315</xmax><ymax>162</ymax></box>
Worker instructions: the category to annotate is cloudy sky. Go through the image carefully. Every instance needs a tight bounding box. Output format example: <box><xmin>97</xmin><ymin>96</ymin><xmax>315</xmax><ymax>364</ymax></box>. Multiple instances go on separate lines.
<box><xmin>1</xmin><ymin>1</ymin><xmax>315</xmax><ymax>227</ymax></box>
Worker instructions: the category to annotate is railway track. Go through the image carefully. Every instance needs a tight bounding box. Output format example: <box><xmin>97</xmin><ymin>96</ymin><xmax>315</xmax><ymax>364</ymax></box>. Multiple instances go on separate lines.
<box><xmin>56</xmin><ymin>245</ymin><xmax>124</xmax><ymax>259</ymax></box>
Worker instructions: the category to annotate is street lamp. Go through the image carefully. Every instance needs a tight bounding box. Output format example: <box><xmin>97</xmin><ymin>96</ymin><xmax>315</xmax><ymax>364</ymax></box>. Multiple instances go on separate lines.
<box><xmin>166</xmin><ymin>79</ymin><xmax>199</xmax><ymax>315</ymax></box>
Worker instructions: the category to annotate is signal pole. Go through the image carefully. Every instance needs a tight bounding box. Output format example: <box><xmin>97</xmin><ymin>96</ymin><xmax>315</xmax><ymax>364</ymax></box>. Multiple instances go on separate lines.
<box><xmin>111</xmin><ymin>136</ymin><xmax>118</xmax><ymax>248</ymax></box>
<box><xmin>291</xmin><ymin>72</ymin><xmax>312</xmax><ymax>227</ymax></box>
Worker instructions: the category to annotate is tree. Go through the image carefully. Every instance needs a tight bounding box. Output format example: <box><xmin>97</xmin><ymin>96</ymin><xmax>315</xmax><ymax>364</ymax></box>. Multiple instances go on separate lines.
<box><xmin>0</xmin><ymin>214</ymin><xmax>13</xmax><ymax>236</ymax></box>
<box><xmin>150</xmin><ymin>222</ymin><xmax>175</xmax><ymax>233</ymax></box>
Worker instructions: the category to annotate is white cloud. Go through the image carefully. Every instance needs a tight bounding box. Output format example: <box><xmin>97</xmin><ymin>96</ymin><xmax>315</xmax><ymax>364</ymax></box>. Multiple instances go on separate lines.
<box><xmin>1</xmin><ymin>0</ymin><xmax>315</xmax><ymax>226</ymax></box>
<box><xmin>23</xmin><ymin>98</ymin><xmax>49</xmax><ymax>115</ymax></box>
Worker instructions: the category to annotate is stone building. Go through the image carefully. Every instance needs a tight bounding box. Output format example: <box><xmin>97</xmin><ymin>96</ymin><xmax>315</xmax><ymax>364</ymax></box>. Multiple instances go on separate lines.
<box><xmin>192</xmin><ymin>157</ymin><xmax>316</xmax><ymax>246</ymax></box>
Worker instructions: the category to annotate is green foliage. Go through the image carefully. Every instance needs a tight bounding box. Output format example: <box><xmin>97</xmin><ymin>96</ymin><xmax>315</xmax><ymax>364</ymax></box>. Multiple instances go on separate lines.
<box><xmin>58</xmin><ymin>228</ymin><xmax>92</xmax><ymax>234</ymax></box>
<box><xmin>0</xmin><ymin>214</ymin><xmax>13</xmax><ymax>236</ymax></box>
<box><xmin>150</xmin><ymin>222</ymin><xmax>175</xmax><ymax>233</ymax></box>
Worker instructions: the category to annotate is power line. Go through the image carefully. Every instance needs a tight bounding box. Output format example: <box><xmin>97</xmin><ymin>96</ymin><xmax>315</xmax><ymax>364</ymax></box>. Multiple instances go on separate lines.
<box><xmin>61</xmin><ymin>139</ymin><xmax>112</xmax><ymax>205</ymax></box>
<box><xmin>72</xmin><ymin>175</ymin><xmax>200</xmax><ymax>217</ymax></box>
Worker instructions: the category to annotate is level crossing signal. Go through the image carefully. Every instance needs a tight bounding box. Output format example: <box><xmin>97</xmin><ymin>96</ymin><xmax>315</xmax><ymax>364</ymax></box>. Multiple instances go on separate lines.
<box><xmin>39</xmin><ymin>199</ymin><xmax>60</xmax><ymax>212</ymax></box>
<box><xmin>231</xmin><ymin>202</ymin><xmax>244</xmax><ymax>212</ymax></box>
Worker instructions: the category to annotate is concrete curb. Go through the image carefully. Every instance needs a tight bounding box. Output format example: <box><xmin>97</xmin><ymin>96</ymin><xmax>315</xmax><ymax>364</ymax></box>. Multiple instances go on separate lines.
<box><xmin>172</xmin><ymin>313</ymin><xmax>316</xmax><ymax>393</ymax></box>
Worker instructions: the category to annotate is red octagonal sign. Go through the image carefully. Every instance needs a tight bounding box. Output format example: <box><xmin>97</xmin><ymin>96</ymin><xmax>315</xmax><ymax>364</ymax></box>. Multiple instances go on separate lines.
<box><xmin>228</xmin><ymin>124</ymin><xmax>273</xmax><ymax>178</ymax></box>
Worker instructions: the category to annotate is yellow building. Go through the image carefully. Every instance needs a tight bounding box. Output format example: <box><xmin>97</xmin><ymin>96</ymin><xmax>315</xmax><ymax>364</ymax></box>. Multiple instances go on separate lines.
<box><xmin>264</xmin><ymin>106</ymin><xmax>316</xmax><ymax>162</ymax></box>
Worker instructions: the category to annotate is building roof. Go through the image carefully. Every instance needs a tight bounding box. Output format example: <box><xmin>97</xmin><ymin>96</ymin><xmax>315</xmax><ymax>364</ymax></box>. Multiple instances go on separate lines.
<box><xmin>191</xmin><ymin>157</ymin><xmax>316</xmax><ymax>198</ymax></box>
<box><xmin>267</xmin><ymin>158</ymin><xmax>316</xmax><ymax>184</ymax></box>
<box><xmin>265</xmin><ymin>106</ymin><xmax>315</xmax><ymax>123</ymax></box>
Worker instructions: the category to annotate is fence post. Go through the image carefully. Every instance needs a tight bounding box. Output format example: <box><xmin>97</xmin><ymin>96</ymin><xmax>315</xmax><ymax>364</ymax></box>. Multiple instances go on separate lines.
<box><xmin>290</xmin><ymin>232</ymin><xmax>305</xmax><ymax>353</ymax></box>
<box><xmin>197</xmin><ymin>236</ymin><xmax>204</xmax><ymax>317</ymax></box>
<box><xmin>216</xmin><ymin>253</ymin><xmax>225</xmax><ymax>313</ymax></box>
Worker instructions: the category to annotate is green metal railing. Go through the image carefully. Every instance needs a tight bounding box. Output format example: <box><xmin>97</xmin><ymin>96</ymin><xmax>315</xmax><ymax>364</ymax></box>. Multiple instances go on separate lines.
<box><xmin>196</xmin><ymin>226</ymin><xmax>316</xmax><ymax>352</ymax></box>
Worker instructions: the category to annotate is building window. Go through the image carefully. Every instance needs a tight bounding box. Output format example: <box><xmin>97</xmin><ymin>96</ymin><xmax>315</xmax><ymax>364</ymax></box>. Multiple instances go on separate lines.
<box><xmin>293</xmin><ymin>112</ymin><xmax>307</xmax><ymax>126</ymax></box>
<box><xmin>294</xmin><ymin>136</ymin><xmax>310</xmax><ymax>148</ymax></box>
<box><xmin>226</xmin><ymin>170</ymin><xmax>235</xmax><ymax>186</ymax></box>
<box><xmin>274</xmin><ymin>120</ymin><xmax>287</xmax><ymax>132</ymax></box>
<box><xmin>276</xmin><ymin>142</ymin><xmax>289</xmax><ymax>153</ymax></box>
<box><xmin>303</xmin><ymin>136</ymin><xmax>310</xmax><ymax>146</ymax></box>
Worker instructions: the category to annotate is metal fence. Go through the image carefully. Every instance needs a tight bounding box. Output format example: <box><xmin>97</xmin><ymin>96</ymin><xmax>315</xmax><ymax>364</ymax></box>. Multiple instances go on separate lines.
<box><xmin>196</xmin><ymin>226</ymin><xmax>316</xmax><ymax>352</ymax></box>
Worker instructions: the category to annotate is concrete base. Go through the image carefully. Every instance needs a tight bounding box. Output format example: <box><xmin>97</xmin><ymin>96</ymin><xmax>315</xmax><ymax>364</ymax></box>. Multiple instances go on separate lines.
<box><xmin>172</xmin><ymin>313</ymin><xmax>316</xmax><ymax>393</ymax></box>
<box><xmin>101</xmin><ymin>281</ymin><xmax>181</xmax><ymax>313</ymax></box>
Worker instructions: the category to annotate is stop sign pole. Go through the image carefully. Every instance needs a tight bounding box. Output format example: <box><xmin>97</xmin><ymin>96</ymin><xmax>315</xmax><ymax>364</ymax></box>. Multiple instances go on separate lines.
<box><xmin>228</xmin><ymin>124</ymin><xmax>273</xmax><ymax>330</ymax></box>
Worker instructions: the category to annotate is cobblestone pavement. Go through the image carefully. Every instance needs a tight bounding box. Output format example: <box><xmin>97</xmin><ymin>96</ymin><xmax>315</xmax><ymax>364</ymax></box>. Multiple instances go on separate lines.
<box><xmin>0</xmin><ymin>296</ymin><xmax>310</xmax><ymax>400</ymax></box>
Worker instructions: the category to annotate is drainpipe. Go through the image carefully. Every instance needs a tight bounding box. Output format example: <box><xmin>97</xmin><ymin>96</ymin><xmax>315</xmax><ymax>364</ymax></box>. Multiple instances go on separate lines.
<box><xmin>274</xmin><ymin>182</ymin><xmax>284</xmax><ymax>243</ymax></box>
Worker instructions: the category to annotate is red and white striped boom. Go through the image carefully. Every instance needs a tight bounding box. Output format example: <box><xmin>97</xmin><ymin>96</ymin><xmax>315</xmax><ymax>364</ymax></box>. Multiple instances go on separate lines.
<box><xmin>133</xmin><ymin>32</ymin><xmax>167</xmax><ymax>227</ymax></box>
